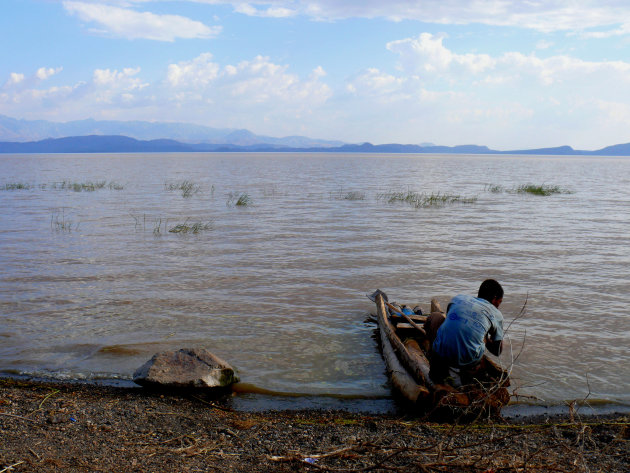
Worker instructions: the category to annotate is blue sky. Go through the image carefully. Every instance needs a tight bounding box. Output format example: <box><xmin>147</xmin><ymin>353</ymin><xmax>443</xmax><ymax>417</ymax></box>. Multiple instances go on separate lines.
<box><xmin>3</xmin><ymin>0</ymin><xmax>630</xmax><ymax>149</ymax></box>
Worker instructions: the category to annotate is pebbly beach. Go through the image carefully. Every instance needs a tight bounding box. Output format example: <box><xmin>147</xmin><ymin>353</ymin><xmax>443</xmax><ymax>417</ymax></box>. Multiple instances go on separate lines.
<box><xmin>1</xmin><ymin>377</ymin><xmax>628</xmax><ymax>472</ymax></box>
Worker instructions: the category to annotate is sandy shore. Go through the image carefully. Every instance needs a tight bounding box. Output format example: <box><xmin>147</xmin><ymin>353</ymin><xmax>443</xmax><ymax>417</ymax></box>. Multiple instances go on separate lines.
<box><xmin>1</xmin><ymin>378</ymin><xmax>628</xmax><ymax>472</ymax></box>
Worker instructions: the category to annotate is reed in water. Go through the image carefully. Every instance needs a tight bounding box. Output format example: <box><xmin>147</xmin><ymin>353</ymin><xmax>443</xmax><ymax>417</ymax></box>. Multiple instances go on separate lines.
<box><xmin>377</xmin><ymin>190</ymin><xmax>477</xmax><ymax>208</ymax></box>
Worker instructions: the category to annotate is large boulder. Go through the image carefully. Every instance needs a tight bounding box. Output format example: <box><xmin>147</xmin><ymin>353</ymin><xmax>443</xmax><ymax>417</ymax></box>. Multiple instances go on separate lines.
<box><xmin>133</xmin><ymin>348</ymin><xmax>238</xmax><ymax>389</ymax></box>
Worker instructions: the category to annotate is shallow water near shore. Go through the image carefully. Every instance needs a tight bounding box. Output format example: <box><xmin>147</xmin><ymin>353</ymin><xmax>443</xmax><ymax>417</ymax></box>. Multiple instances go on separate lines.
<box><xmin>1</xmin><ymin>152</ymin><xmax>629</xmax><ymax>410</ymax></box>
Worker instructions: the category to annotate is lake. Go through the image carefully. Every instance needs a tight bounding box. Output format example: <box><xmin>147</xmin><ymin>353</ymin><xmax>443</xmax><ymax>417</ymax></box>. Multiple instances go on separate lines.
<box><xmin>1</xmin><ymin>152</ymin><xmax>628</xmax><ymax>411</ymax></box>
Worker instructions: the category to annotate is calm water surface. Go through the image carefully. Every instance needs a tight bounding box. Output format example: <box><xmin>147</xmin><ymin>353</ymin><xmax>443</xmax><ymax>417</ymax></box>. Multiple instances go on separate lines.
<box><xmin>1</xmin><ymin>153</ymin><xmax>628</xmax><ymax>408</ymax></box>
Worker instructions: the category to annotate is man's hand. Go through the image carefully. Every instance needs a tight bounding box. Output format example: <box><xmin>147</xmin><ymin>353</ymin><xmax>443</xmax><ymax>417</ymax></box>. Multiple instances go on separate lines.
<box><xmin>486</xmin><ymin>339</ymin><xmax>503</xmax><ymax>356</ymax></box>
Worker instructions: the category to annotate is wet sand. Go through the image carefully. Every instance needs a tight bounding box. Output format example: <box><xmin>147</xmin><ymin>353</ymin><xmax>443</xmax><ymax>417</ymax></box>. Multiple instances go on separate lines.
<box><xmin>1</xmin><ymin>378</ymin><xmax>628</xmax><ymax>472</ymax></box>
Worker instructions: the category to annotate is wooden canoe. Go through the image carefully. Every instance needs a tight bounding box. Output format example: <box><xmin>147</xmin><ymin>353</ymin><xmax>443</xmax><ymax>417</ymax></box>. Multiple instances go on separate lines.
<box><xmin>373</xmin><ymin>292</ymin><xmax>510</xmax><ymax>415</ymax></box>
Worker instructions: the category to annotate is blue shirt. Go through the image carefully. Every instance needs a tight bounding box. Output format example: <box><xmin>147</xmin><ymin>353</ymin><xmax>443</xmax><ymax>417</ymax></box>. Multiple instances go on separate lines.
<box><xmin>432</xmin><ymin>294</ymin><xmax>504</xmax><ymax>368</ymax></box>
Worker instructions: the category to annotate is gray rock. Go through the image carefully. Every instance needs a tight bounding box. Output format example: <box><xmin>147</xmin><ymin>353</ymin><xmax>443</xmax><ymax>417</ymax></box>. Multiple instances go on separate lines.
<box><xmin>133</xmin><ymin>348</ymin><xmax>238</xmax><ymax>389</ymax></box>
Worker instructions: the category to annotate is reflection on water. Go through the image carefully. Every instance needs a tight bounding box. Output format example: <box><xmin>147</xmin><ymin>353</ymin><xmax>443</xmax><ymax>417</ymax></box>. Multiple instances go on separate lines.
<box><xmin>1</xmin><ymin>152</ymin><xmax>629</xmax><ymax>406</ymax></box>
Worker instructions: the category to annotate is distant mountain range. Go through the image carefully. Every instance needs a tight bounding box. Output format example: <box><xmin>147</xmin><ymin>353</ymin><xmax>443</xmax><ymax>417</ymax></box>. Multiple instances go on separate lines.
<box><xmin>1</xmin><ymin>115</ymin><xmax>630</xmax><ymax>155</ymax></box>
<box><xmin>3</xmin><ymin>135</ymin><xmax>630</xmax><ymax>155</ymax></box>
<box><xmin>0</xmin><ymin>115</ymin><xmax>344</xmax><ymax>148</ymax></box>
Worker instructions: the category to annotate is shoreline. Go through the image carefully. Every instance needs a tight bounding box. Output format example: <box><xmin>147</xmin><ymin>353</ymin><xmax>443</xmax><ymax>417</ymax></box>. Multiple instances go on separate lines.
<box><xmin>1</xmin><ymin>377</ymin><xmax>628</xmax><ymax>472</ymax></box>
<box><xmin>3</xmin><ymin>373</ymin><xmax>629</xmax><ymax>418</ymax></box>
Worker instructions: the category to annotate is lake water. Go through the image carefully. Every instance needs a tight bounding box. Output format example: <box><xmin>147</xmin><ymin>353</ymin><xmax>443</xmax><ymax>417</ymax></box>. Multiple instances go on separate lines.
<box><xmin>1</xmin><ymin>152</ymin><xmax>629</xmax><ymax>411</ymax></box>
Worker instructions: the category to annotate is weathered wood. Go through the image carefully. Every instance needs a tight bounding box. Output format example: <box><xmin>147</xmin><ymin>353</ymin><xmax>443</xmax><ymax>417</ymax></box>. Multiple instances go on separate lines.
<box><xmin>378</xmin><ymin>316</ymin><xmax>430</xmax><ymax>403</ymax></box>
<box><xmin>403</xmin><ymin>339</ymin><xmax>432</xmax><ymax>386</ymax></box>
<box><xmin>384</xmin><ymin>301</ymin><xmax>428</xmax><ymax>338</ymax></box>
<box><xmin>376</xmin><ymin>295</ymin><xmax>428</xmax><ymax>386</ymax></box>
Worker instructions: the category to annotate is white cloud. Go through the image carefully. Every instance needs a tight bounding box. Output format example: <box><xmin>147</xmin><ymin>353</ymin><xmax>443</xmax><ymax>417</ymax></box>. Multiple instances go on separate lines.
<box><xmin>0</xmin><ymin>54</ymin><xmax>332</xmax><ymax>136</ymax></box>
<box><xmin>387</xmin><ymin>33</ymin><xmax>494</xmax><ymax>77</ymax></box>
<box><xmin>90</xmin><ymin>67</ymin><xmax>149</xmax><ymax>106</ymax></box>
<box><xmin>167</xmin><ymin>53</ymin><xmax>220</xmax><ymax>87</ymax></box>
<box><xmin>93</xmin><ymin>67</ymin><xmax>146</xmax><ymax>88</ymax></box>
<box><xmin>4</xmin><ymin>68</ymin><xmax>62</xmax><ymax>89</ymax></box>
<box><xmin>163</xmin><ymin>54</ymin><xmax>333</xmax><ymax>132</ymax></box>
<box><xmin>6</xmin><ymin>73</ymin><xmax>25</xmax><ymax>87</ymax></box>
<box><xmin>36</xmin><ymin>67</ymin><xmax>63</xmax><ymax>81</ymax></box>
<box><xmin>311</xmin><ymin>66</ymin><xmax>326</xmax><ymax>79</ymax></box>
<box><xmin>384</xmin><ymin>33</ymin><xmax>630</xmax><ymax>90</ymax></box>
<box><xmin>166</xmin><ymin>53</ymin><xmax>331</xmax><ymax>106</ymax></box>
<box><xmin>63</xmin><ymin>1</ymin><xmax>222</xmax><ymax>41</ymax></box>
<box><xmin>234</xmin><ymin>3</ymin><xmax>296</xmax><ymax>17</ymax></box>
<box><xmin>340</xmin><ymin>33</ymin><xmax>630</xmax><ymax>148</ymax></box>
<box><xmin>181</xmin><ymin>0</ymin><xmax>630</xmax><ymax>34</ymax></box>
<box><xmin>346</xmin><ymin>68</ymin><xmax>408</xmax><ymax>98</ymax></box>
<box><xmin>579</xmin><ymin>23</ymin><xmax>630</xmax><ymax>38</ymax></box>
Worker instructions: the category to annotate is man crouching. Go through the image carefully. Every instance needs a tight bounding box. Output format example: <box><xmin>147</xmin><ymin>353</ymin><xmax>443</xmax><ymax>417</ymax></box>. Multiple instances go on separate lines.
<box><xmin>428</xmin><ymin>279</ymin><xmax>504</xmax><ymax>385</ymax></box>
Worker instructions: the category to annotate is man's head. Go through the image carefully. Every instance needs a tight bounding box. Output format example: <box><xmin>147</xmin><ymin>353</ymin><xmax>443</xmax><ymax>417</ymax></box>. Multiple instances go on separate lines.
<box><xmin>478</xmin><ymin>279</ymin><xmax>503</xmax><ymax>308</ymax></box>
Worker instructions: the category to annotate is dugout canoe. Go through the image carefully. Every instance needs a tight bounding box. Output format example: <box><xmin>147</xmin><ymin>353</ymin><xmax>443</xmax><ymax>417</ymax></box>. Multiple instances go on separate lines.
<box><xmin>371</xmin><ymin>291</ymin><xmax>510</xmax><ymax>414</ymax></box>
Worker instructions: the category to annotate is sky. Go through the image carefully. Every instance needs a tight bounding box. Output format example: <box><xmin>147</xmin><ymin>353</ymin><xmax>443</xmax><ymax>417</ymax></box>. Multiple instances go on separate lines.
<box><xmin>2</xmin><ymin>0</ymin><xmax>630</xmax><ymax>149</ymax></box>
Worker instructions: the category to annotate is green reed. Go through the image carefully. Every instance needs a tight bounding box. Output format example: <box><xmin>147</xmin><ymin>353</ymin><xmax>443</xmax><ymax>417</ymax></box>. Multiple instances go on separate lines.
<box><xmin>51</xmin><ymin>180</ymin><xmax>124</xmax><ymax>192</ymax></box>
<box><xmin>486</xmin><ymin>183</ymin><xmax>572</xmax><ymax>196</ymax></box>
<box><xmin>227</xmin><ymin>192</ymin><xmax>252</xmax><ymax>207</ymax></box>
<box><xmin>2</xmin><ymin>182</ymin><xmax>33</xmax><ymax>190</ymax></box>
<box><xmin>377</xmin><ymin>190</ymin><xmax>477</xmax><ymax>208</ymax></box>
<box><xmin>516</xmin><ymin>184</ymin><xmax>572</xmax><ymax>196</ymax></box>
<box><xmin>165</xmin><ymin>180</ymin><xmax>200</xmax><ymax>198</ymax></box>
<box><xmin>51</xmin><ymin>209</ymin><xmax>78</xmax><ymax>232</ymax></box>
<box><xmin>168</xmin><ymin>219</ymin><xmax>213</xmax><ymax>234</ymax></box>
<box><xmin>153</xmin><ymin>218</ymin><xmax>164</xmax><ymax>235</ymax></box>
<box><xmin>330</xmin><ymin>189</ymin><xmax>367</xmax><ymax>201</ymax></box>
<box><xmin>484</xmin><ymin>184</ymin><xmax>505</xmax><ymax>193</ymax></box>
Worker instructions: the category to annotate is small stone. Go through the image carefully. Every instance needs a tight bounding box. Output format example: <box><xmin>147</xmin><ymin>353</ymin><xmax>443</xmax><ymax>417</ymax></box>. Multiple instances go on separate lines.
<box><xmin>46</xmin><ymin>415</ymin><xmax>64</xmax><ymax>424</ymax></box>
<box><xmin>366</xmin><ymin>421</ymin><xmax>378</xmax><ymax>432</ymax></box>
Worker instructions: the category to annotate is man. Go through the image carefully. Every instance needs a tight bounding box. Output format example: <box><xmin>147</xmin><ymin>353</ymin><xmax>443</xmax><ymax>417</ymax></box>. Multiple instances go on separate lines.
<box><xmin>428</xmin><ymin>279</ymin><xmax>504</xmax><ymax>384</ymax></box>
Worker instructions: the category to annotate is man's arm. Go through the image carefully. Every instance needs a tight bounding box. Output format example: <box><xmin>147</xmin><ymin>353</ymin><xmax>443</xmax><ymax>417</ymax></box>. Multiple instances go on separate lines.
<box><xmin>486</xmin><ymin>338</ymin><xmax>503</xmax><ymax>356</ymax></box>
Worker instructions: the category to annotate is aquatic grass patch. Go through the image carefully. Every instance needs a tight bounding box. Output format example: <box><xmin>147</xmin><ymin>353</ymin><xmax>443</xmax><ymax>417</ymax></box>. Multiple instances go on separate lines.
<box><xmin>153</xmin><ymin>218</ymin><xmax>165</xmax><ymax>236</ymax></box>
<box><xmin>227</xmin><ymin>192</ymin><xmax>253</xmax><ymax>207</ymax></box>
<box><xmin>165</xmin><ymin>180</ymin><xmax>200</xmax><ymax>198</ymax></box>
<box><xmin>52</xmin><ymin>180</ymin><xmax>124</xmax><ymax>192</ymax></box>
<box><xmin>133</xmin><ymin>215</ymin><xmax>212</xmax><ymax>235</ymax></box>
<box><xmin>50</xmin><ymin>208</ymin><xmax>78</xmax><ymax>232</ymax></box>
<box><xmin>168</xmin><ymin>219</ymin><xmax>213</xmax><ymax>234</ymax></box>
<box><xmin>2</xmin><ymin>182</ymin><xmax>33</xmax><ymax>190</ymax></box>
<box><xmin>330</xmin><ymin>189</ymin><xmax>367</xmax><ymax>201</ymax></box>
<box><xmin>484</xmin><ymin>184</ymin><xmax>505</xmax><ymax>194</ymax></box>
<box><xmin>377</xmin><ymin>190</ymin><xmax>477</xmax><ymax>208</ymax></box>
<box><xmin>516</xmin><ymin>184</ymin><xmax>572</xmax><ymax>196</ymax></box>
<box><xmin>343</xmin><ymin>191</ymin><xmax>366</xmax><ymax>200</ymax></box>
<box><xmin>486</xmin><ymin>183</ymin><xmax>573</xmax><ymax>196</ymax></box>
<box><xmin>130</xmin><ymin>213</ymin><xmax>149</xmax><ymax>231</ymax></box>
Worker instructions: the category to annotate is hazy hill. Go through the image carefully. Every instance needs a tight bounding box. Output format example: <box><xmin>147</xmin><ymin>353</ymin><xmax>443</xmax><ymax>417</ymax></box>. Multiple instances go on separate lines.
<box><xmin>2</xmin><ymin>134</ymin><xmax>630</xmax><ymax>155</ymax></box>
<box><xmin>0</xmin><ymin>115</ymin><xmax>344</xmax><ymax>148</ymax></box>
<box><xmin>587</xmin><ymin>143</ymin><xmax>630</xmax><ymax>156</ymax></box>
<box><xmin>1</xmin><ymin>115</ymin><xmax>630</xmax><ymax>155</ymax></box>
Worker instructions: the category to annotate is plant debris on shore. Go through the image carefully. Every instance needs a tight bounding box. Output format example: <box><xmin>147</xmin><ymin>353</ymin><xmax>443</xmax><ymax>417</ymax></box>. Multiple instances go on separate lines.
<box><xmin>1</xmin><ymin>378</ymin><xmax>628</xmax><ymax>472</ymax></box>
